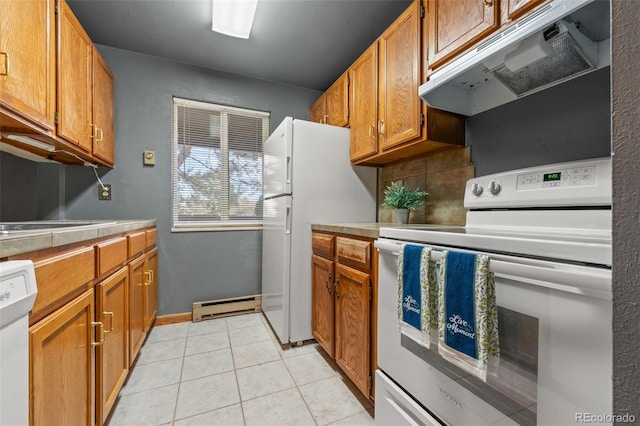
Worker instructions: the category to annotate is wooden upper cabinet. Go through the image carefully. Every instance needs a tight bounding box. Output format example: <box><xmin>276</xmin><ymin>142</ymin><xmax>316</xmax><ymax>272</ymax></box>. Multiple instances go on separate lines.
<box><xmin>325</xmin><ymin>72</ymin><xmax>349</xmax><ymax>127</ymax></box>
<box><xmin>57</xmin><ymin>0</ymin><xmax>93</xmax><ymax>153</ymax></box>
<box><xmin>378</xmin><ymin>1</ymin><xmax>422</xmax><ymax>151</ymax></box>
<box><xmin>500</xmin><ymin>0</ymin><xmax>547</xmax><ymax>25</ymax></box>
<box><xmin>427</xmin><ymin>0</ymin><xmax>500</xmax><ymax>71</ymax></box>
<box><xmin>92</xmin><ymin>47</ymin><xmax>115</xmax><ymax>165</ymax></box>
<box><xmin>308</xmin><ymin>71</ymin><xmax>349</xmax><ymax>127</ymax></box>
<box><xmin>0</xmin><ymin>0</ymin><xmax>56</xmax><ymax>133</ymax></box>
<box><xmin>349</xmin><ymin>43</ymin><xmax>379</xmax><ymax>161</ymax></box>
<box><xmin>309</xmin><ymin>95</ymin><xmax>326</xmax><ymax>124</ymax></box>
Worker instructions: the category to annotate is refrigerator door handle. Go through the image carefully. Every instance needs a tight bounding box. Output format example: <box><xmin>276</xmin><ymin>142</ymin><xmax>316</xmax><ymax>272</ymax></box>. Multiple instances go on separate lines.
<box><xmin>285</xmin><ymin>206</ymin><xmax>292</xmax><ymax>235</ymax></box>
<box><xmin>286</xmin><ymin>155</ymin><xmax>292</xmax><ymax>185</ymax></box>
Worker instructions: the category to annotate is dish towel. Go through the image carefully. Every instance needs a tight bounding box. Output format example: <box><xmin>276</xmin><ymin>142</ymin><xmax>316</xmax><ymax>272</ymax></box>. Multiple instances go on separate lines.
<box><xmin>397</xmin><ymin>244</ymin><xmax>438</xmax><ymax>348</ymax></box>
<box><xmin>438</xmin><ymin>250</ymin><xmax>499</xmax><ymax>381</ymax></box>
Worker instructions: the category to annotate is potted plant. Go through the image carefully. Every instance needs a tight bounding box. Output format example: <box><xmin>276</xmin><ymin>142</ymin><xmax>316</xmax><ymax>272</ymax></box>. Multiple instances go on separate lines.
<box><xmin>382</xmin><ymin>181</ymin><xmax>428</xmax><ymax>224</ymax></box>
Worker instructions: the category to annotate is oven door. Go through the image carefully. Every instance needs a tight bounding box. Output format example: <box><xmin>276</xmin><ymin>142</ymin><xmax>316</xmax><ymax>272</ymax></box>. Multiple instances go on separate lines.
<box><xmin>375</xmin><ymin>238</ymin><xmax>612</xmax><ymax>426</ymax></box>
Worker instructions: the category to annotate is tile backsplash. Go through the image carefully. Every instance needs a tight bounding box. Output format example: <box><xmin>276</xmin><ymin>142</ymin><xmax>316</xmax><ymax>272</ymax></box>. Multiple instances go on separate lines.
<box><xmin>379</xmin><ymin>147</ymin><xmax>474</xmax><ymax>225</ymax></box>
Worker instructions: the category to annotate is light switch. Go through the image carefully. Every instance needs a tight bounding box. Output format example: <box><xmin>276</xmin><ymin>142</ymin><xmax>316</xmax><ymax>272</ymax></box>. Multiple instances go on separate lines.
<box><xmin>143</xmin><ymin>150</ymin><xmax>156</xmax><ymax>166</ymax></box>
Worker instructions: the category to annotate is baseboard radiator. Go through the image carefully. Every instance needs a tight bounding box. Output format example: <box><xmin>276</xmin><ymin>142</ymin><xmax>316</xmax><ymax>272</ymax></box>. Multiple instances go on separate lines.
<box><xmin>192</xmin><ymin>295</ymin><xmax>262</xmax><ymax>322</ymax></box>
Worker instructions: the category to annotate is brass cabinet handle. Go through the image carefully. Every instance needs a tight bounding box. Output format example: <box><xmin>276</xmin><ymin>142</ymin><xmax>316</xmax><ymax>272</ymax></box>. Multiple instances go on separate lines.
<box><xmin>334</xmin><ymin>276</ymin><xmax>340</xmax><ymax>299</ymax></box>
<box><xmin>368</xmin><ymin>124</ymin><xmax>376</xmax><ymax>139</ymax></box>
<box><xmin>0</xmin><ymin>52</ymin><xmax>8</xmax><ymax>76</ymax></box>
<box><xmin>91</xmin><ymin>321</ymin><xmax>105</xmax><ymax>346</ymax></box>
<box><xmin>378</xmin><ymin>120</ymin><xmax>385</xmax><ymax>135</ymax></box>
<box><xmin>483</xmin><ymin>0</ymin><xmax>492</xmax><ymax>6</ymax></box>
<box><xmin>96</xmin><ymin>127</ymin><xmax>103</xmax><ymax>142</ymax></box>
<box><xmin>323</xmin><ymin>115</ymin><xmax>328</xmax><ymax>124</ymax></box>
<box><xmin>103</xmin><ymin>312</ymin><xmax>114</xmax><ymax>334</ymax></box>
<box><xmin>324</xmin><ymin>272</ymin><xmax>332</xmax><ymax>294</ymax></box>
<box><xmin>144</xmin><ymin>270</ymin><xmax>151</xmax><ymax>286</ymax></box>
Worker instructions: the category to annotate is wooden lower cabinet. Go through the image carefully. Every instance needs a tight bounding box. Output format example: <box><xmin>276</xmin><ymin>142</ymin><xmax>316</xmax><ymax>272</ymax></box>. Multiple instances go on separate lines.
<box><xmin>96</xmin><ymin>266</ymin><xmax>129</xmax><ymax>425</ymax></box>
<box><xmin>334</xmin><ymin>264</ymin><xmax>371</xmax><ymax>397</ymax></box>
<box><xmin>312</xmin><ymin>254</ymin><xmax>335</xmax><ymax>357</ymax></box>
<box><xmin>24</xmin><ymin>226</ymin><xmax>158</xmax><ymax>425</ymax></box>
<box><xmin>30</xmin><ymin>288</ymin><xmax>96</xmax><ymax>426</ymax></box>
<box><xmin>128</xmin><ymin>255</ymin><xmax>147</xmax><ymax>365</ymax></box>
<box><xmin>144</xmin><ymin>247</ymin><xmax>158</xmax><ymax>331</ymax></box>
<box><xmin>311</xmin><ymin>232</ymin><xmax>376</xmax><ymax>399</ymax></box>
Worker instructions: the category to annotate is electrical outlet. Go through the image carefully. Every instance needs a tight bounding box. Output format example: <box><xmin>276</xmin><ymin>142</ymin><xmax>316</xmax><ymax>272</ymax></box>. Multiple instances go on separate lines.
<box><xmin>99</xmin><ymin>184</ymin><xmax>112</xmax><ymax>200</ymax></box>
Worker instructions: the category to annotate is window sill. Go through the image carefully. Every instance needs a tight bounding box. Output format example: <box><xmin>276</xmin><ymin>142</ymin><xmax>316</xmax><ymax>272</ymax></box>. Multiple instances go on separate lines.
<box><xmin>171</xmin><ymin>223</ymin><xmax>263</xmax><ymax>233</ymax></box>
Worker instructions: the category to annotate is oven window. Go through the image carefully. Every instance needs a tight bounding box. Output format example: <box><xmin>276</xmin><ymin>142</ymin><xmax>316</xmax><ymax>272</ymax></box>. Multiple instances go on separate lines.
<box><xmin>401</xmin><ymin>306</ymin><xmax>540</xmax><ymax>425</ymax></box>
<box><xmin>487</xmin><ymin>306</ymin><xmax>539</xmax><ymax>422</ymax></box>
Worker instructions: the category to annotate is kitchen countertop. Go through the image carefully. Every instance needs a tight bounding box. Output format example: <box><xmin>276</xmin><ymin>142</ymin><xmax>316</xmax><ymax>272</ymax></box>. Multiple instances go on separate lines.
<box><xmin>311</xmin><ymin>222</ymin><xmax>434</xmax><ymax>239</ymax></box>
<box><xmin>0</xmin><ymin>219</ymin><xmax>157</xmax><ymax>258</ymax></box>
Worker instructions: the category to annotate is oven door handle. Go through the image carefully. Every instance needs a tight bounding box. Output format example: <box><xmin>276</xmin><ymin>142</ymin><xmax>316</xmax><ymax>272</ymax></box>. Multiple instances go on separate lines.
<box><xmin>375</xmin><ymin>238</ymin><xmax>611</xmax><ymax>299</ymax></box>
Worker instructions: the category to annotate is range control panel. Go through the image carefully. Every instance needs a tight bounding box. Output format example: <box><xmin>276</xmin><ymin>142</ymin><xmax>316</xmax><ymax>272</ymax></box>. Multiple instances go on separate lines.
<box><xmin>464</xmin><ymin>157</ymin><xmax>612</xmax><ymax>209</ymax></box>
<box><xmin>516</xmin><ymin>165</ymin><xmax>597</xmax><ymax>190</ymax></box>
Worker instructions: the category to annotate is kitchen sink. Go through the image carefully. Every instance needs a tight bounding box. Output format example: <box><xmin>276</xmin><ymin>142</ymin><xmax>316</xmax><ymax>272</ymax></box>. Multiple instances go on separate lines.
<box><xmin>0</xmin><ymin>221</ymin><xmax>116</xmax><ymax>235</ymax></box>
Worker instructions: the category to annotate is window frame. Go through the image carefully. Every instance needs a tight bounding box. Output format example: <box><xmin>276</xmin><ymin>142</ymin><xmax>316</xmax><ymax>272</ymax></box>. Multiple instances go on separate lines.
<box><xmin>171</xmin><ymin>97</ymin><xmax>269</xmax><ymax>232</ymax></box>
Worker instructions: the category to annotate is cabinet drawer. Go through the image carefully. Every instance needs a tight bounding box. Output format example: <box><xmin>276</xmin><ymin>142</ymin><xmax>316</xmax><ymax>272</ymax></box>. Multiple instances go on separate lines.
<box><xmin>127</xmin><ymin>231</ymin><xmax>146</xmax><ymax>259</ymax></box>
<box><xmin>145</xmin><ymin>228</ymin><xmax>157</xmax><ymax>249</ymax></box>
<box><xmin>336</xmin><ymin>237</ymin><xmax>372</xmax><ymax>272</ymax></box>
<box><xmin>96</xmin><ymin>237</ymin><xmax>127</xmax><ymax>276</ymax></box>
<box><xmin>32</xmin><ymin>246</ymin><xmax>95</xmax><ymax>316</ymax></box>
<box><xmin>312</xmin><ymin>233</ymin><xmax>335</xmax><ymax>259</ymax></box>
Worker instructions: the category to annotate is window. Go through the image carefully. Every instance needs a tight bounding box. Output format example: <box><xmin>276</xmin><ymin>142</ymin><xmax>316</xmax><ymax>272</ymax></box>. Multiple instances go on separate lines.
<box><xmin>171</xmin><ymin>98</ymin><xmax>269</xmax><ymax>231</ymax></box>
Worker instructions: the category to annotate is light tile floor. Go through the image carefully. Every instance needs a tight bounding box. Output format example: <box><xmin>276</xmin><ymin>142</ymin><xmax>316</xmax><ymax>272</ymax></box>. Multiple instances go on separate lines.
<box><xmin>107</xmin><ymin>313</ymin><xmax>374</xmax><ymax>426</ymax></box>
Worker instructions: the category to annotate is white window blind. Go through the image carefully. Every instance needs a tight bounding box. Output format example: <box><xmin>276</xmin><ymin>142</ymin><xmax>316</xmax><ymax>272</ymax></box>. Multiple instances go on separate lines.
<box><xmin>172</xmin><ymin>98</ymin><xmax>269</xmax><ymax>231</ymax></box>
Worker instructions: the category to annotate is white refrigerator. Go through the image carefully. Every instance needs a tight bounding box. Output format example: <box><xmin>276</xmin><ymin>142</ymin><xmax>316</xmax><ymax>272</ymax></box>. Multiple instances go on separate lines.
<box><xmin>261</xmin><ymin>117</ymin><xmax>377</xmax><ymax>345</ymax></box>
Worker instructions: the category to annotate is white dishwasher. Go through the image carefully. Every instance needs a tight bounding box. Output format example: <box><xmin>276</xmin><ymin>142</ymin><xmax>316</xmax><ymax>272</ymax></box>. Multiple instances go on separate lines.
<box><xmin>0</xmin><ymin>261</ymin><xmax>38</xmax><ymax>426</ymax></box>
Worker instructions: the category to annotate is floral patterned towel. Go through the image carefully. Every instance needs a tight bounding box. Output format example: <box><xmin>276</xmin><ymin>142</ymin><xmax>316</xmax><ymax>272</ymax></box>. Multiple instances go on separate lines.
<box><xmin>397</xmin><ymin>244</ymin><xmax>438</xmax><ymax>348</ymax></box>
<box><xmin>437</xmin><ymin>250</ymin><xmax>499</xmax><ymax>381</ymax></box>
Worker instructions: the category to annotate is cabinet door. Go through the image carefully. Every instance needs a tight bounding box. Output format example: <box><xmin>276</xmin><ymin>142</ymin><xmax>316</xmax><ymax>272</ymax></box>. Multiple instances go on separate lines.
<box><xmin>309</xmin><ymin>94</ymin><xmax>326</xmax><ymax>123</ymax></box>
<box><xmin>92</xmin><ymin>47</ymin><xmax>115</xmax><ymax>166</ymax></box>
<box><xmin>0</xmin><ymin>0</ymin><xmax>56</xmax><ymax>132</ymax></box>
<box><xmin>334</xmin><ymin>264</ymin><xmax>371</xmax><ymax>397</ymax></box>
<box><xmin>57</xmin><ymin>0</ymin><xmax>93</xmax><ymax>152</ymax></box>
<box><xmin>379</xmin><ymin>0</ymin><xmax>422</xmax><ymax>150</ymax></box>
<box><xmin>30</xmin><ymin>288</ymin><xmax>95</xmax><ymax>426</ymax></box>
<box><xmin>325</xmin><ymin>72</ymin><xmax>349</xmax><ymax>127</ymax></box>
<box><xmin>349</xmin><ymin>43</ymin><xmax>379</xmax><ymax>162</ymax></box>
<box><xmin>312</xmin><ymin>254</ymin><xmax>335</xmax><ymax>357</ymax></box>
<box><xmin>427</xmin><ymin>0</ymin><xmax>500</xmax><ymax>71</ymax></box>
<box><xmin>144</xmin><ymin>247</ymin><xmax>158</xmax><ymax>331</ymax></box>
<box><xmin>96</xmin><ymin>266</ymin><xmax>129</xmax><ymax>425</ymax></box>
<box><xmin>501</xmin><ymin>0</ymin><xmax>546</xmax><ymax>24</ymax></box>
<box><xmin>129</xmin><ymin>255</ymin><xmax>146</xmax><ymax>365</ymax></box>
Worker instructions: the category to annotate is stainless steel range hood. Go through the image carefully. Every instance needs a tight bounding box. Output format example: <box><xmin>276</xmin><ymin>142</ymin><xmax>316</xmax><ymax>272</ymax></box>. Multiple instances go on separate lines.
<box><xmin>419</xmin><ymin>0</ymin><xmax>610</xmax><ymax>116</ymax></box>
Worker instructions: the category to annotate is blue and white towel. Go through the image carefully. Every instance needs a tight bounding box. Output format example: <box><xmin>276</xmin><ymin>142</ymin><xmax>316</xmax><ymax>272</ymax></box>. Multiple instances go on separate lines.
<box><xmin>397</xmin><ymin>244</ymin><xmax>438</xmax><ymax>348</ymax></box>
<box><xmin>438</xmin><ymin>250</ymin><xmax>499</xmax><ymax>381</ymax></box>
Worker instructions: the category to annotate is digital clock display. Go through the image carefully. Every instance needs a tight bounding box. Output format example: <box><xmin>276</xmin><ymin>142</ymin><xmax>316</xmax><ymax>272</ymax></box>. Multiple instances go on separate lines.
<box><xmin>543</xmin><ymin>172</ymin><xmax>562</xmax><ymax>182</ymax></box>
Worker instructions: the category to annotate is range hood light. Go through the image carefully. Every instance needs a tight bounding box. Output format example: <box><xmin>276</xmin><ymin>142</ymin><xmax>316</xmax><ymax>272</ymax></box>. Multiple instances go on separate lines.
<box><xmin>2</xmin><ymin>134</ymin><xmax>55</xmax><ymax>152</ymax></box>
<box><xmin>504</xmin><ymin>31</ymin><xmax>552</xmax><ymax>72</ymax></box>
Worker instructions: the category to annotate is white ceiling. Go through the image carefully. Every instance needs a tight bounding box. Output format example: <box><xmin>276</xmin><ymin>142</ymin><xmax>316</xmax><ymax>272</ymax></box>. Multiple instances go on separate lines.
<box><xmin>67</xmin><ymin>0</ymin><xmax>413</xmax><ymax>91</ymax></box>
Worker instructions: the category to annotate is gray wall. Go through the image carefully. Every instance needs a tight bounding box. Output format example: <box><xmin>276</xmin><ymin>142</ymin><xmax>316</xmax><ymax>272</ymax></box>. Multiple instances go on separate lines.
<box><xmin>37</xmin><ymin>45</ymin><xmax>321</xmax><ymax>315</ymax></box>
<box><xmin>0</xmin><ymin>152</ymin><xmax>38</xmax><ymax>221</ymax></box>
<box><xmin>612</xmin><ymin>0</ymin><xmax>640</xmax><ymax>420</ymax></box>
<box><xmin>467</xmin><ymin>68</ymin><xmax>611</xmax><ymax>176</ymax></box>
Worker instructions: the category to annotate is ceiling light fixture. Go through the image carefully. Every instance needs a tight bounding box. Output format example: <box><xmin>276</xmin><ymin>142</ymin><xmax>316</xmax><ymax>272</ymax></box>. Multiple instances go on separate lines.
<box><xmin>212</xmin><ymin>0</ymin><xmax>258</xmax><ymax>39</ymax></box>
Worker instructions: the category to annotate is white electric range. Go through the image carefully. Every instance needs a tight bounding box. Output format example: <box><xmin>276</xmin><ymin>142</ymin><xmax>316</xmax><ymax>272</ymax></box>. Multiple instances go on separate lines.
<box><xmin>375</xmin><ymin>157</ymin><xmax>612</xmax><ymax>426</ymax></box>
